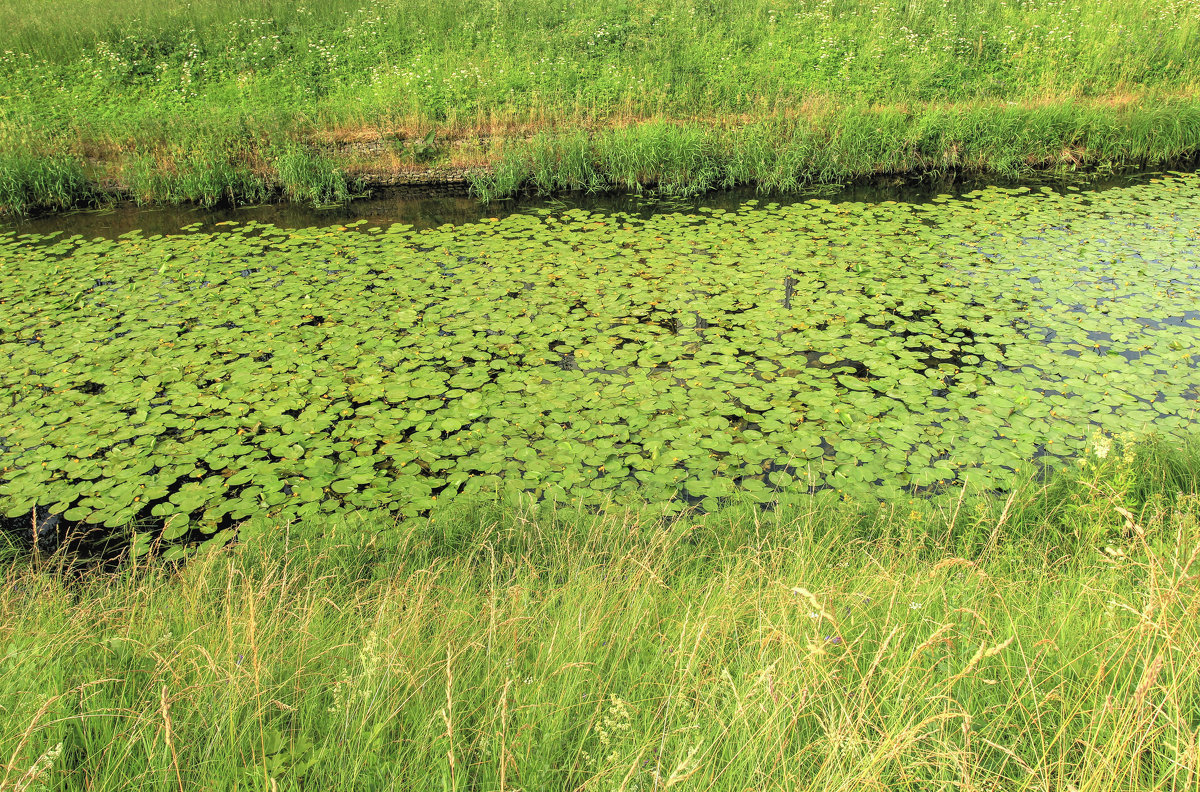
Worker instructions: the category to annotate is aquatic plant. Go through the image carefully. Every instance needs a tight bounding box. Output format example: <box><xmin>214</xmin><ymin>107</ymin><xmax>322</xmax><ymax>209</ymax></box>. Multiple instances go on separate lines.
<box><xmin>1</xmin><ymin>174</ymin><xmax>1198</xmax><ymax>553</ymax></box>
<box><xmin>472</xmin><ymin>104</ymin><xmax>1200</xmax><ymax>200</ymax></box>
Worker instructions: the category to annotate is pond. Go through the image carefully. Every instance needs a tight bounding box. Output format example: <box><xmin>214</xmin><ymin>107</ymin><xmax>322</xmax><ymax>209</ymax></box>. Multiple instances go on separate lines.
<box><xmin>2</xmin><ymin>173</ymin><xmax>1198</xmax><ymax>549</ymax></box>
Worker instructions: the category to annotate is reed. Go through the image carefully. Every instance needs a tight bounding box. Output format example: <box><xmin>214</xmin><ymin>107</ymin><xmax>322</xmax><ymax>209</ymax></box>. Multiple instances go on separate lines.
<box><xmin>0</xmin><ymin>154</ymin><xmax>93</xmax><ymax>215</ymax></box>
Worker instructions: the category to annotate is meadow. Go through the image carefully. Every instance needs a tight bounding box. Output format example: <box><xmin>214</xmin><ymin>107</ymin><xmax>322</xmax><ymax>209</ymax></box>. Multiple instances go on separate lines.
<box><xmin>2</xmin><ymin>433</ymin><xmax>1198</xmax><ymax>790</ymax></box>
<box><xmin>2</xmin><ymin>0</ymin><xmax>1200</xmax><ymax>212</ymax></box>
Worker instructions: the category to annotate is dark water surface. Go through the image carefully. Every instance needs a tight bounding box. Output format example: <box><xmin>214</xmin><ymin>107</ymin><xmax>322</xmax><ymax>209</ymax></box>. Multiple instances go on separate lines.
<box><xmin>1</xmin><ymin>170</ymin><xmax>1173</xmax><ymax>239</ymax></box>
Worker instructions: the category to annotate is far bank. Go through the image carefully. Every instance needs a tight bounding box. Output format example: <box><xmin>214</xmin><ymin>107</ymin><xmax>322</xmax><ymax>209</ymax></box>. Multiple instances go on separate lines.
<box><xmin>4</xmin><ymin>98</ymin><xmax>1200</xmax><ymax>215</ymax></box>
<box><xmin>2</xmin><ymin>0</ymin><xmax>1198</xmax><ymax>214</ymax></box>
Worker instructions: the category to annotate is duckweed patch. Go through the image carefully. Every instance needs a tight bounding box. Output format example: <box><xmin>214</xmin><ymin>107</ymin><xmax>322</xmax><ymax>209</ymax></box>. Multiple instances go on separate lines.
<box><xmin>2</xmin><ymin>175</ymin><xmax>1199</xmax><ymax>551</ymax></box>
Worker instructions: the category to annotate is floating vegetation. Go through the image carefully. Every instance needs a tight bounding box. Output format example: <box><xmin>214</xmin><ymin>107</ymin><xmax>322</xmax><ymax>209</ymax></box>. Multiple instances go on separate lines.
<box><xmin>2</xmin><ymin>175</ymin><xmax>1199</xmax><ymax>551</ymax></box>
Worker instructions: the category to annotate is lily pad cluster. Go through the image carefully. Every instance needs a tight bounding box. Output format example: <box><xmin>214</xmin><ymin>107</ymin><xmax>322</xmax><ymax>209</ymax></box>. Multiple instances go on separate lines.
<box><xmin>2</xmin><ymin>176</ymin><xmax>1199</xmax><ymax>547</ymax></box>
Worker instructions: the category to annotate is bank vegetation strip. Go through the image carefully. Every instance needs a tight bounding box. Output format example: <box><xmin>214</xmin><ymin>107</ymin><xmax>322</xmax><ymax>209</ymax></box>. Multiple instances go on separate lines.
<box><xmin>2</xmin><ymin>435</ymin><xmax>1199</xmax><ymax>789</ymax></box>
<box><xmin>1</xmin><ymin>0</ymin><xmax>1199</xmax><ymax>212</ymax></box>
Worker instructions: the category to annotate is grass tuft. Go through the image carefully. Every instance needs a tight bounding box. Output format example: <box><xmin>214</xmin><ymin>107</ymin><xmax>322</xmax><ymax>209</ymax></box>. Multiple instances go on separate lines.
<box><xmin>0</xmin><ymin>153</ymin><xmax>93</xmax><ymax>215</ymax></box>
<box><xmin>273</xmin><ymin>146</ymin><xmax>357</xmax><ymax>206</ymax></box>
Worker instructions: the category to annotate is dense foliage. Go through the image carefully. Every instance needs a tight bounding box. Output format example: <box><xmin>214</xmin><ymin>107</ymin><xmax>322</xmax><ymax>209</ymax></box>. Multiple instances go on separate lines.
<box><xmin>1</xmin><ymin>0</ymin><xmax>1199</xmax><ymax>210</ymax></box>
<box><xmin>2</xmin><ymin>437</ymin><xmax>1199</xmax><ymax>790</ymax></box>
<box><xmin>2</xmin><ymin>175</ymin><xmax>1198</xmax><ymax>553</ymax></box>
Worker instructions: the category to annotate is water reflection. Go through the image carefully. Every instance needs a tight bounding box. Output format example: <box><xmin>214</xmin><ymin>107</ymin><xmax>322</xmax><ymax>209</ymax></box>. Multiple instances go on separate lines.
<box><xmin>2</xmin><ymin>169</ymin><xmax>1180</xmax><ymax>239</ymax></box>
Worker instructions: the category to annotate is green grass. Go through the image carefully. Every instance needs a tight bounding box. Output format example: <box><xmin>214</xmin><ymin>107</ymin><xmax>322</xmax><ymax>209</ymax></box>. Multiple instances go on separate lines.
<box><xmin>2</xmin><ymin>434</ymin><xmax>1199</xmax><ymax>789</ymax></box>
<box><xmin>0</xmin><ymin>153</ymin><xmax>93</xmax><ymax>215</ymax></box>
<box><xmin>473</xmin><ymin>103</ymin><xmax>1200</xmax><ymax>199</ymax></box>
<box><xmin>1</xmin><ymin>0</ymin><xmax>1199</xmax><ymax>211</ymax></box>
<box><xmin>272</xmin><ymin>147</ymin><xmax>357</xmax><ymax>206</ymax></box>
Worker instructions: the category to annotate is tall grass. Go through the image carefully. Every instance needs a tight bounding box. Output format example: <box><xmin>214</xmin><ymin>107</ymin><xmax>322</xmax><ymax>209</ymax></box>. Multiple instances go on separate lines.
<box><xmin>0</xmin><ymin>154</ymin><xmax>92</xmax><ymax>215</ymax></box>
<box><xmin>474</xmin><ymin>101</ymin><xmax>1200</xmax><ymax>199</ymax></box>
<box><xmin>273</xmin><ymin>146</ymin><xmax>357</xmax><ymax>205</ymax></box>
<box><xmin>122</xmin><ymin>145</ymin><xmax>272</xmax><ymax>208</ymax></box>
<box><xmin>120</xmin><ymin>140</ymin><xmax>359</xmax><ymax>208</ymax></box>
<box><xmin>0</xmin><ymin>0</ymin><xmax>1198</xmax><ymax>211</ymax></box>
<box><xmin>1</xmin><ymin>435</ymin><xmax>1199</xmax><ymax>790</ymax></box>
<box><xmin>3</xmin><ymin>0</ymin><xmax>1197</xmax><ymax>117</ymax></box>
